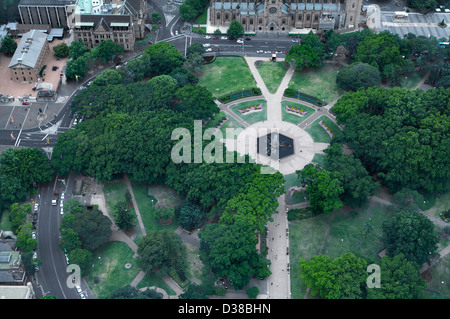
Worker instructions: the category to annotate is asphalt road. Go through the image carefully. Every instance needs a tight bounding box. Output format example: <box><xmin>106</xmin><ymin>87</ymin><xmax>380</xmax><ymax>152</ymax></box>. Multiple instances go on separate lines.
<box><xmin>34</xmin><ymin>172</ymin><xmax>89</xmax><ymax>299</ymax></box>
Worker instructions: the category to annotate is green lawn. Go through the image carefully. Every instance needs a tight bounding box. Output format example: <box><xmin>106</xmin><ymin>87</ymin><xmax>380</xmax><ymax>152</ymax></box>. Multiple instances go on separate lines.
<box><xmin>0</xmin><ymin>209</ymin><xmax>12</xmax><ymax>232</ymax></box>
<box><xmin>103</xmin><ymin>181</ymin><xmax>142</xmax><ymax>241</ymax></box>
<box><xmin>281</xmin><ymin>100</ymin><xmax>315</xmax><ymax>124</ymax></box>
<box><xmin>305</xmin><ymin>115</ymin><xmax>341</xmax><ymax>143</ymax></box>
<box><xmin>136</xmin><ymin>272</ymin><xmax>177</xmax><ymax>296</ymax></box>
<box><xmin>230</xmin><ymin>99</ymin><xmax>267</xmax><ymax>124</ymax></box>
<box><xmin>289</xmin><ymin>201</ymin><xmax>395</xmax><ymax>299</ymax></box>
<box><xmin>256</xmin><ymin>61</ymin><xmax>288</xmax><ymax>93</ymax></box>
<box><xmin>288</xmin><ymin>64</ymin><xmax>344</xmax><ymax>104</ymax></box>
<box><xmin>402</xmin><ymin>72</ymin><xmax>423</xmax><ymax>90</ymax></box>
<box><xmin>198</xmin><ymin>57</ymin><xmax>257</xmax><ymax>98</ymax></box>
<box><xmin>85</xmin><ymin>241</ymin><xmax>141</xmax><ymax>299</ymax></box>
<box><xmin>193</xmin><ymin>8</ymin><xmax>208</xmax><ymax>25</ymax></box>
<box><xmin>311</xmin><ymin>153</ymin><xmax>328</xmax><ymax>169</ymax></box>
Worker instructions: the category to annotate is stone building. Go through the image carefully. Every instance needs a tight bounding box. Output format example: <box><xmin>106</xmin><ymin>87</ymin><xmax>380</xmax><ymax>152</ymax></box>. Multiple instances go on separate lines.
<box><xmin>8</xmin><ymin>30</ymin><xmax>50</xmax><ymax>83</ymax></box>
<box><xmin>69</xmin><ymin>0</ymin><xmax>148</xmax><ymax>51</ymax></box>
<box><xmin>209</xmin><ymin>0</ymin><xmax>363</xmax><ymax>33</ymax></box>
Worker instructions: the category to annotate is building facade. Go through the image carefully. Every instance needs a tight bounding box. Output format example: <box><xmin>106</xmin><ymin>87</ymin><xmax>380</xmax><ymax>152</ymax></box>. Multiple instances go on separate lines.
<box><xmin>72</xmin><ymin>14</ymin><xmax>135</xmax><ymax>51</ymax></box>
<box><xmin>8</xmin><ymin>30</ymin><xmax>50</xmax><ymax>83</ymax></box>
<box><xmin>209</xmin><ymin>0</ymin><xmax>363</xmax><ymax>33</ymax></box>
<box><xmin>18</xmin><ymin>0</ymin><xmax>77</xmax><ymax>28</ymax></box>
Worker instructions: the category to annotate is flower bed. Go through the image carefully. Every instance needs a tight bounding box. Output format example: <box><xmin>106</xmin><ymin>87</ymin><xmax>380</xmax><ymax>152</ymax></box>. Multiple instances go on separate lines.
<box><xmin>318</xmin><ymin>119</ymin><xmax>334</xmax><ymax>138</ymax></box>
<box><xmin>285</xmin><ymin>105</ymin><xmax>308</xmax><ymax>117</ymax></box>
<box><xmin>440</xmin><ymin>209</ymin><xmax>450</xmax><ymax>223</ymax></box>
<box><xmin>237</xmin><ymin>103</ymin><xmax>263</xmax><ymax>115</ymax></box>
<box><xmin>217</xmin><ymin>117</ymin><xmax>229</xmax><ymax>129</ymax></box>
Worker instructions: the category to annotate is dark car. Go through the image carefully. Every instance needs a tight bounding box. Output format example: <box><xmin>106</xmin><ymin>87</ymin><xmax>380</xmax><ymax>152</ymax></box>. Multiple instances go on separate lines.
<box><xmin>33</xmin><ymin>213</ymin><xmax>38</xmax><ymax>221</ymax></box>
<box><xmin>228</xmin><ymin>36</ymin><xmax>235</xmax><ymax>40</ymax></box>
<box><xmin>245</xmin><ymin>37</ymin><xmax>251</xmax><ymax>41</ymax></box>
<box><xmin>212</xmin><ymin>36</ymin><xmax>219</xmax><ymax>40</ymax></box>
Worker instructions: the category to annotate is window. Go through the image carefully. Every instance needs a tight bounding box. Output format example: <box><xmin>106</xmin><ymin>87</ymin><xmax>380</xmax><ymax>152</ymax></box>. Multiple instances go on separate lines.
<box><xmin>298</xmin><ymin>14</ymin><xmax>302</xmax><ymax>21</ymax></box>
<box><xmin>250</xmin><ymin>19</ymin><xmax>253</xmax><ymax>24</ymax></box>
<box><xmin>242</xmin><ymin>18</ymin><xmax>246</xmax><ymax>24</ymax></box>
<box><xmin>306</xmin><ymin>14</ymin><xmax>310</xmax><ymax>21</ymax></box>
<box><xmin>352</xmin><ymin>2</ymin><xmax>355</xmax><ymax>8</ymax></box>
<box><xmin>225</xmin><ymin>14</ymin><xmax>229</xmax><ymax>19</ymax></box>
<box><xmin>217</xmin><ymin>13</ymin><xmax>220</xmax><ymax>19</ymax></box>
<box><xmin>314</xmin><ymin>14</ymin><xmax>318</xmax><ymax>21</ymax></box>
<box><xmin>259</xmin><ymin>18</ymin><xmax>263</xmax><ymax>24</ymax></box>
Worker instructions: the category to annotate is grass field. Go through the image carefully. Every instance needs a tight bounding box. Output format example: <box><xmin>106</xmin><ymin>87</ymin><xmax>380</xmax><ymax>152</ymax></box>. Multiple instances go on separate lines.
<box><xmin>198</xmin><ymin>57</ymin><xmax>257</xmax><ymax>97</ymax></box>
<box><xmin>289</xmin><ymin>201</ymin><xmax>395</xmax><ymax>299</ymax></box>
<box><xmin>256</xmin><ymin>61</ymin><xmax>288</xmax><ymax>93</ymax></box>
<box><xmin>402</xmin><ymin>72</ymin><xmax>423</xmax><ymax>90</ymax></box>
<box><xmin>230</xmin><ymin>99</ymin><xmax>267</xmax><ymax>124</ymax></box>
<box><xmin>288</xmin><ymin>64</ymin><xmax>344</xmax><ymax>104</ymax></box>
<box><xmin>85</xmin><ymin>241</ymin><xmax>141</xmax><ymax>299</ymax></box>
<box><xmin>281</xmin><ymin>100</ymin><xmax>315</xmax><ymax>124</ymax></box>
<box><xmin>103</xmin><ymin>181</ymin><xmax>142</xmax><ymax>241</ymax></box>
<box><xmin>305</xmin><ymin>115</ymin><xmax>341</xmax><ymax>143</ymax></box>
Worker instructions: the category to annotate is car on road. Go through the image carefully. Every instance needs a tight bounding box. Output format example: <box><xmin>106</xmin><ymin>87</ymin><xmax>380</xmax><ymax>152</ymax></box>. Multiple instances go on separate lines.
<box><xmin>220</xmin><ymin>36</ymin><xmax>228</xmax><ymax>40</ymax></box>
<box><xmin>275</xmin><ymin>50</ymin><xmax>283</xmax><ymax>54</ymax></box>
<box><xmin>203</xmin><ymin>43</ymin><xmax>211</xmax><ymax>47</ymax></box>
<box><xmin>60</xmin><ymin>207</ymin><xmax>64</xmax><ymax>215</ymax></box>
<box><xmin>73</xmin><ymin>118</ymin><xmax>78</xmax><ymax>126</ymax></box>
<box><xmin>33</xmin><ymin>213</ymin><xmax>38</xmax><ymax>221</ymax></box>
<box><xmin>205</xmin><ymin>48</ymin><xmax>212</xmax><ymax>52</ymax></box>
<box><xmin>34</xmin><ymin>203</ymin><xmax>38</xmax><ymax>211</ymax></box>
<box><xmin>245</xmin><ymin>37</ymin><xmax>251</xmax><ymax>41</ymax></box>
<box><xmin>291</xmin><ymin>39</ymin><xmax>299</xmax><ymax>43</ymax></box>
<box><xmin>33</xmin><ymin>251</ymin><xmax>37</xmax><ymax>259</ymax></box>
<box><xmin>237</xmin><ymin>39</ymin><xmax>244</xmax><ymax>44</ymax></box>
<box><xmin>175</xmin><ymin>30</ymin><xmax>178</xmax><ymax>35</ymax></box>
<box><xmin>22</xmin><ymin>101</ymin><xmax>30</xmax><ymax>105</ymax></box>
<box><xmin>256</xmin><ymin>50</ymin><xmax>264</xmax><ymax>53</ymax></box>
<box><xmin>212</xmin><ymin>36</ymin><xmax>219</xmax><ymax>40</ymax></box>
<box><xmin>31</xmin><ymin>232</ymin><xmax>36</xmax><ymax>240</ymax></box>
<box><xmin>61</xmin><ymin>192</ymin><xmax>65</xmax><ymax>200</ymax></box>
<box><xmin>87</xmin><ymin>81</ymin><xmax>93</xmax><ymax>86</ymax></box>
<box><xmin>264</xmin><ymin>51</ymin><xmax>271</xmax><ymax>54</ymax></box>
<box><xmin>204</xmin><ymin>35</ymin><xmax>211</xmax><ymax>39</ymax></box>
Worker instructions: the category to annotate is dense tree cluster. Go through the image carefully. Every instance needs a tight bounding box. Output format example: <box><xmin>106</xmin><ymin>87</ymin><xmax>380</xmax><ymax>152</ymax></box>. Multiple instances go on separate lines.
<box><xmin>299</xmin><ymin>252</ymin><xmax>426</xmax><ymax>299</ymax></box>
<box><xmin>286</xmin><ymin>31</ymin><xmax>326</xmax><ymax>71</ymax></box>
<box><xmin>179</xmin><ymin>0</ymin><xmax>207</xmax><ymax>21</ymax></box>
<box><xmin>332</xmin><ymin>86</ymin><xmax>450</xmax><ymax>194</ymax></box>
<box><xmin>59</xmin><ymin>201</ymin><xmax>112</xmax><ymax>275</ymax></box>
<box><xmin>0</xmin><ymin>148</ymin><xmax>52</xmax><ymax>209</ymax></box>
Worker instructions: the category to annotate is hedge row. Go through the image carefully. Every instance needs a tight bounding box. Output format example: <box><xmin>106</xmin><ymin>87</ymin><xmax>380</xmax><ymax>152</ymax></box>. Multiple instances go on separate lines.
<box><xmin>284</xmin><ymin>88</ymin><xmax>324</xmax><ymax>106</ymax></box>
<box><xmin>217</xmin><ymin>87</ymin><xmax>262</xmax><ymax>104</ymax></box>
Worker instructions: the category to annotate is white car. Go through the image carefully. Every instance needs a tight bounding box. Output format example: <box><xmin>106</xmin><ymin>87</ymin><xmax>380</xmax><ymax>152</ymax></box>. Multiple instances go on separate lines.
<box><xmin>220</xmin><ymin>36</ymin><xmax>228</xmax><ymax>40</ymax></box>
<box><xmin>65</xmin><ymin>254</ymin><xmax>69</xmax><ymax>264</ymax></box>
<box><xmin>291</xmin><ymin>39</ymin><xmax>299</xmax><ymax>43</ymax></box>
<box><xmin>34</xmin><ymin>203</ymin><xmax>39</xmax><ymax>211</ymax></box>
<box><xmin>264</xmin><ymin>51</ymin><xmax>271</xmax><ymax>54</ymax></box>
<box><xmin>73</xmin><ymin>119</ymin><xmax>78</xmax><ymax>126</ymax></box>
<box><xmin>60</xmin><ymin>207</ymin><xmax>64</xmax><ymax>215</ymax></box>
<box><xmin>32</xmin><ymin>251</ymin><xmax>37</xmax><ymax>259</ymax></box>
<box><xmin>75</xmin><ymin>285</ymin><xmax>82</xmax><ymax>294</ymax></box>
<box><xmin>204</xmin><ymin>35</ymin><xmax>211</xmax><ymax>39</ymax></box>
<box><xmin>61</xmin><ymin>192</ymin><xmax>65</xmax><ymax>200</ymax></box>
<box><xmin>205</xmin><ymin>48</ymin><xmax>212</xmax><ymax>52</ymax></box>
<box><xmin>203</xmin><ymin>43</ymin><xmax>210</xmax><ymax>47</ymax></box>
<box><xmin>31</xmin><ymin>232</ymin><xmax>36</xmax><ymax>240</ymax></box>
<box><xmin>237</xmin><ymin>39</ymin><xmax>244</xmax><ymax>44</ymax></box>
<box><xmin>256</xmin><ymin>50</ymin><xmax>264</xmax><ymax>53</ymax></box>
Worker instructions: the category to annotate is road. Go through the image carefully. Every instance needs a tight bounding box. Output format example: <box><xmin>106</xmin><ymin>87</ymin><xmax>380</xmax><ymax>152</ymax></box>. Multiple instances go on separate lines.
<box><xmin>34</xmin><ymin>172</ymin><xmax>90</xmax><ymax>299</ymax></box>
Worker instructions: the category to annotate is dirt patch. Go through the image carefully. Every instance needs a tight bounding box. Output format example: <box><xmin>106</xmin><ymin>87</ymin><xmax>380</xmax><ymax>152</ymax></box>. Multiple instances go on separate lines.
<box><xmin>421</xmin><ymin>270</ymin><xmax>432</xmax><ymax>283</ymax></box>
<box><xmin>147</xmin><ymin>184</ymin><xmax>183</xmax><ymax>210</ymax></box>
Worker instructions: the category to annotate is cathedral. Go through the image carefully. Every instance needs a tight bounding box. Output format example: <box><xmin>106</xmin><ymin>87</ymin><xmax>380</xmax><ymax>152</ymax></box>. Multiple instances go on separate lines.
<box><xmin>209</xmin><ymin>0</ymin><xmax>363</xmax><ymax>33</ymax></box>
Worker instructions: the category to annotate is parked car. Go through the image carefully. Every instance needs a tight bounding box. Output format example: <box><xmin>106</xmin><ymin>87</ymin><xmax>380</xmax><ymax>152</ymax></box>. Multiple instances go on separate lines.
<box><xmin>60</xmin><ymin>207</ymin><xmax>64</xmax><ymax>215</ymax></box>
<box><xmin>237</xmin><ymin>39</ymin><xmax>244</xmax><ymax>44</ymax></box>
<box><xmin>212</xmin><ymin>36</ymin><xmax>219</xmax><ymax>40</ymax></box>
<box><xmin>206</xmin><ymin>48</ymin><xmax>212</xmax><ymax>52</ymax></box>
<box><xmin>245</xmin><ymin>37</ymin><xmax>251</xmax><ymax>41</ymax></box>
<box><xmin>203</xmin><ymin>43</ymin><xmax>211</xmax><ymax>47</ymax></box>
<box><xmin>291</xmin><ymin>39</ymin><xmax>299</xmax><ymax>43</ymax></box>
<box><xmin>204</xmin><ymin>35</ymin><xmax>211</xmax><ymax>39</ymax></box>
<box><xmin>61</xmin><ymin>192</ymin><xmax>65</xmax><ymax>200</ymax></box>
<box><xmin>31</xmin><ymin>232</ymin><xmax>36</xmax><ymax>239</ymax></box>
<box><xmin>221</xmin><ymin>36</ymin><xmax>228</xmax><ymax>40</ymax></box>
<box><xmin>256</xmin><ymin>50</ymin><xmax>264</xmax><ymax>53</ymax></box>
<box><xmin>22</xmin><ymin>101</ymin><xmax>30</xmax><ymax>105</ymax></box>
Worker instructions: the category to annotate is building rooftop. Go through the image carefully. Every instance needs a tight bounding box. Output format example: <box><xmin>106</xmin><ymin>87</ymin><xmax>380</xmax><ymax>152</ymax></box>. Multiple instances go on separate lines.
<box><xmin>8</xmin><ymin>30</ymin><xmax>48</xmax><ymax>69</ymax></box>
<box><xmin>18</xmin><ymin>0</ymin><xmax>77</xmax><ymax>6</ymax></box>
